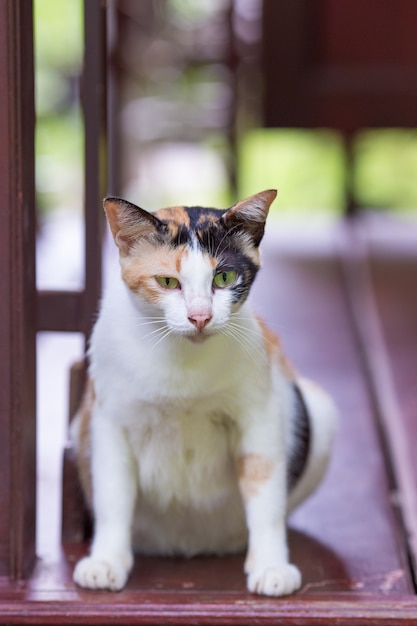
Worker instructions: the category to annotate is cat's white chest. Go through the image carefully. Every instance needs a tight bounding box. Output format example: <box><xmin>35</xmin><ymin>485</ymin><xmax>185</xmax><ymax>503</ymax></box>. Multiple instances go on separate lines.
<box><xmin>124</xmin><ymin>399</ymin><xmax>247</xmax><ymax>556</ymax></box>
<box><xmin>126</xmin><ymin>398</ymin><xmax>238</xmax><ymax>507</ymax></box>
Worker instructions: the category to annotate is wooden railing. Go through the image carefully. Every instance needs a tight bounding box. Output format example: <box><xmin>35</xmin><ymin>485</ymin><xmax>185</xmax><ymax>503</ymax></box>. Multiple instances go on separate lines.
<box><xmin>0</xmin><ymin>0</ymin><xmax>106</xmax><ymax>580</ymax></box>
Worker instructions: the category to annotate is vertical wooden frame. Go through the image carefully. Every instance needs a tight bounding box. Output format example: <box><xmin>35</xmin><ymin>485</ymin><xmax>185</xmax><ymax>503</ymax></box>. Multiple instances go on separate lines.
<box><xmin>0</xmin><ymin>0</ymin><xmax>37</xmax><ymax>579</ymax></box>
<box><xmin>82</xmin><ymin>0</ymin><xmax>107</xmax><ymax>341</ymax></box>
<box><xmin>61</xmin><ymin>0</ymin><xmax>108</xmax><ymax>543</ymax></box>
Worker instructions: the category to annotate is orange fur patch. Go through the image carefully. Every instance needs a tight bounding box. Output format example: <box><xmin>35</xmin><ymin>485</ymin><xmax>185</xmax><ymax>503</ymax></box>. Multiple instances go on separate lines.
<box><xmin>197</xmin><ymin>212</ymin><xmax>218</xmax><ymax>226</ymax></box>
<box><xmin>256</xmin><ymin>316</ymin><xmax>296</xmax><ymax>380</ymax></box>
<box><xmin>236</xmin><ymin>453</ymin><xmax>275</xmax><ymax>501</ymax></box>
<box><xmin>154</xmin><ymin>206</ymin><xmax>190</xmax><ymax>226</ymax></box>
<box><xmin>121</xmin><ymin>241</ymin><xmax>187</xmax><ymax>302</ymax></box>
<box><xmin>76</xmin><ymin>377</ymin><xmax>95</xmax><ymax>505</ymax></box>
<box><xmin>153</xmin><ymin>206</ymin><xmax>190</xmax><ymax>242</ymax></box>
<box><xmin>155</xmin><ymin>206</ymin><xmax>190</xmax><ymax>227</ymax></box>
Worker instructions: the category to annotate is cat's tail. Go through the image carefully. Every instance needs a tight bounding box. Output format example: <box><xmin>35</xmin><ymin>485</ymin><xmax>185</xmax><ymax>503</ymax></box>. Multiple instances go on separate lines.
<box><xmin>287</xmin><ymin>378</ymin><xmax>338</xmax><ymax>513</ymax></box>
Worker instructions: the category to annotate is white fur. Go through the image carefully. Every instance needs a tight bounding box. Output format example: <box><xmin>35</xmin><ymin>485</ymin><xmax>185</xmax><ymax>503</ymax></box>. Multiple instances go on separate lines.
<box><xmin>72</xmin><ymin>248</ymin><xmax>337</xmax><ymax>596</ymax></box>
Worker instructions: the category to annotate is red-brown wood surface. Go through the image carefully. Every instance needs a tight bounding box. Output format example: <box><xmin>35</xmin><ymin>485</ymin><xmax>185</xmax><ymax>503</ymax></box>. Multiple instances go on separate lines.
<box><xmin>367</xmin><ymin>226</ymin><xmax>417</xmax><ymax>577</ymax></box>
<box><xmin>370</xmin><ymin>254</ymin><xmax>417</xmax><ymax>488</ymax></box>
<box><xmin>262</xmin><ymin>0</ymin><xmax>417</xmax><ymax>132</ymax></box>
<box><xmin>336</xmin><ymin>218</ymin><xmax>417</xmax><ymax>581</ymax></box>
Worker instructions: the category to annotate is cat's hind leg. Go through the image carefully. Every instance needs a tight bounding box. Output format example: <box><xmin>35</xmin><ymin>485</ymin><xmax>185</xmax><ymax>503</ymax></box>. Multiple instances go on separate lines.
<box><xmin>236</xmin><ymin>390</ymin><xmax>304</xmax><ymax>597</ymax></box>
<box><xmin>287</xmin><ymin>378</ymin><xmax>337</xmax><ymax>514</ymax></box>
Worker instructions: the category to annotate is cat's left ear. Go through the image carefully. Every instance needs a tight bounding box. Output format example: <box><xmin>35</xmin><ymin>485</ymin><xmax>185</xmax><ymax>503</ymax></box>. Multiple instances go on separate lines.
<box><xmin>104</xmin><ymin>197</ymin><xmax>164</xmax><ymax>255</ymax></box>
<box><xmin>222</xmin><ymin>189</ymin><xmax>277</xmax><ymax>246</ymax></box>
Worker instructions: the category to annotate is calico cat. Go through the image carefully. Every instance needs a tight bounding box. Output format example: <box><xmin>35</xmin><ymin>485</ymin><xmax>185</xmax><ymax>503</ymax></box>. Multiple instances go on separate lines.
<box><xmin>71</xmin><ymin>189</ymin><xmax>337</xmax><ymax>597</ymax></box>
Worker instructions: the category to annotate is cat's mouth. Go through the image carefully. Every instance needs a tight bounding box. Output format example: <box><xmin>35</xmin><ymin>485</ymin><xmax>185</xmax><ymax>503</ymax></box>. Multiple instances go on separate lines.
<box><xmin>183</xmin><ymin>325</ymin><xmax>219</xmax><ymax>343</ymax></box>
<box><xmin>186</xmin><ymin>331</ymin><xmax>212</xmax><ymax>344</ymax></box>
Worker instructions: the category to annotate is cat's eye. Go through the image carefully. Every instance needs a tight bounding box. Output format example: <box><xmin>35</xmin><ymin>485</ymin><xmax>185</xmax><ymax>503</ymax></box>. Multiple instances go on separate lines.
<box><xmin>213</xmin><ymin>270</ymin><xmax>237</xmax><ymax>289</ymax></box>
<box><xmin>155</xmin><ymin>276</ymin><xmax>180</xmax><ymax>290</ymax></box>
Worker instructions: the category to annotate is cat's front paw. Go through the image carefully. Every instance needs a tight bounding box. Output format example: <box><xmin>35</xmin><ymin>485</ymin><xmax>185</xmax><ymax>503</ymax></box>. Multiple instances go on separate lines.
<box><xmin>73</xmin><ymin>555</ymin><xmax>132</xmax><ymax>591</ymax></box>
<box><xmin>247</xmin><ymin>563</ymin><xmax>301</xmax><ymax>597</ymax></box>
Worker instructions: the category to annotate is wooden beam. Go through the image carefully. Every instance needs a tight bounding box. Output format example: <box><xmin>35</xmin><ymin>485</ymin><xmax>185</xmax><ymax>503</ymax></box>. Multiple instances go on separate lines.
<box><xmin>37</xmin><ymin>291</ymin><xmax>85</xmax><ymax>333</ymax></box>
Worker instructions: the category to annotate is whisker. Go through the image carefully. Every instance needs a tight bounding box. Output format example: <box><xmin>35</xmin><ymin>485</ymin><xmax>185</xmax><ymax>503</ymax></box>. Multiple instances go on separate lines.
<box><xmin>144</xmin><ymin>324</ymin><xmax>172</xmax><ymax>339</ymax></box>
<box><xmin>226</xmin><ymin>320</ymin><xmax>268</xmax><ymax>362</ymax></box>
<box><xmin>221</xmin><ymin>324</ymin><xmax>266</xmax><ymax>373</ymax></box>
<box><xmin>227</xmin><ymin>322</ymin><xmax>271</xmax><ymax>356</ymax></box>
<box><xmin>135</xmin><ymin>319</ymin><xmax>167</xmax><ymax>330</ymax></box>
<box><xmin>228</xmin><ymin>321</ymin><xmax>260</xmax><ymax>337</ymax></box>
<box><xmin>147</xmin><ymin>326</ymin><xmax>174</xmax><ymax>350</ymax></box>
<box><xmin>231</xmin><ymin>311</ymin><xmax>286</xmax><ymax>343</ymax></box>
<box><xmin>135</xmin><ymin>317</ymin><xmax>165</xmax><ymax>324</ymax></box>
<box><xmin>221</xmin><ymin>329</ymin><xmax>261</xmax><ymax>373</ymax></box>
<box><xmin>142</xmin><ymin>325</ymin><xmax>170</xmax><ymax>341</ymax></box>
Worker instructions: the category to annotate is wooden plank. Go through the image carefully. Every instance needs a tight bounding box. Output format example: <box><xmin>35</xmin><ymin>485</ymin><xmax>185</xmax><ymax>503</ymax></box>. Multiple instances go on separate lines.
<box><xmin>366</xmin><ymin>225</ymin><xmax>417</xmax><ymax>581</ymax></box>
<box><xmin>337</xmin><ymin>218</ymin><xmax>417</xmax><ymax>582</ymax></box>
<box><xmin>371</xmin><ymin>255</ymin><xmax>417</xmax><ymax>483</ymax></box>
<box><xmin>0</xmin><ymin>0</ymin><xmax>37</xmax><ymax>580</ymax></box>
<box><xmin>0</xmin><ymin>586</ymin><xmax>416</xmax><ymax>625</ymax></box>
<box><xmin>4</xmin><ymin>584</ymin><xmax>417</xmax><ymax>626</ymax></box>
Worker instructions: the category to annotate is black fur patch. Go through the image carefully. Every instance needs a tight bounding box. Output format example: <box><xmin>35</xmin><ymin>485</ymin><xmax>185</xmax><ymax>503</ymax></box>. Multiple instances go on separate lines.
<box><xmin>287</xmin><ymin>383</ymin><xmax>311</xmax><ymax>491</ymax></box>
<box><xmin>157</xmin><ymin>206</ymin><xmax>261</xmax><ymax>306</ymax></box>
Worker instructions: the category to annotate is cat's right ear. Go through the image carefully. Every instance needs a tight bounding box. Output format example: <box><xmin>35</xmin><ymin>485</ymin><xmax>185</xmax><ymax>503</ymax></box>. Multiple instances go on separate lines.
<box><xmin>103</xmin><ymin>197</ymin><xmax>164</xmax><ymax>255</ymax></box>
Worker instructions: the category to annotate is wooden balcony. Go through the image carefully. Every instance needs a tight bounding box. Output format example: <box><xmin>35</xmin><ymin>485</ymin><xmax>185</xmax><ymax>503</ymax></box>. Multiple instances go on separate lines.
<box><xmin>0</xmin><ymin>1</ymin><xmax>416</xmax><ymax>623</ymax></box>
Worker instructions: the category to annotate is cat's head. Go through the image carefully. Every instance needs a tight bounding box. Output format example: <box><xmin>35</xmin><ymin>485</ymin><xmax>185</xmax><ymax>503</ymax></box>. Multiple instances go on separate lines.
<box><xmin>104</xmin><ymin>190</ymin><xmax>277</xmax><ymax>343</ymax></box>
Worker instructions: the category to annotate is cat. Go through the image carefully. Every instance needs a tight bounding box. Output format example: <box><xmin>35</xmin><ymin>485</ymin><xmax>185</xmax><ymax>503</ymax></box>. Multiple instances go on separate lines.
<box><xmin>71</xmin><ymin>189</ymin><xmax>337</xmax><ymax>597</ymax></box>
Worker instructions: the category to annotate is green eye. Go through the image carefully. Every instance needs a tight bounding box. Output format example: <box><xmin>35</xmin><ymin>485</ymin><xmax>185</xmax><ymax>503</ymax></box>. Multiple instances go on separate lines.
<box><xmin>155</xmin><ymin>276</ymin><xmax>180</xmax><ymax>290</ymax></box>
<box><xmin>213</xmin><ymin>270</ymin><xmax>237</xmax><ymax>289</ymax></box>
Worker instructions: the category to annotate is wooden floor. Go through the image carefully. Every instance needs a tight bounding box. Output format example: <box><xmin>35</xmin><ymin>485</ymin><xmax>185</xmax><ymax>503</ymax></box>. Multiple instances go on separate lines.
<box><xmin>1</xmin><ymin>216</ymin><xmax>417</xmax><ymax>625</ymax></box>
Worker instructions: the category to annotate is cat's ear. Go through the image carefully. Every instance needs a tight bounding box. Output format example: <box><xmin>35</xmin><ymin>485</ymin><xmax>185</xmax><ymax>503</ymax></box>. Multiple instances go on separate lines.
<box><xmin>103</xmin><ymin>197</ymin><xmax>164</xmax><ymax>254</ymax></box>
<box><xmin>222</xmin><ymin>189</ymin><xmax>277</xmax><ymax>246</ymax></box>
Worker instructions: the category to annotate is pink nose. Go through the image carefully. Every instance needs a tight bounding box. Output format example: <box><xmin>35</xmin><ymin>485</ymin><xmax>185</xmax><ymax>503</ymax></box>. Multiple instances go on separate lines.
<box><xmin>188</xmin><ymin>313</ymin><xmax>212</xmax><ymax>332</ymax></box>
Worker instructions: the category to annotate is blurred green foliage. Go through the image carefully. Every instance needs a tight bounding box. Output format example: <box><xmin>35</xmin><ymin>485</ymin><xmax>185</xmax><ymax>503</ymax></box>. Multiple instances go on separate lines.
<box><xmin>34</xmin><ymin>0</ymin><xmax>83</xmax><ymax>216</ymax></box>
<box><xmin>239</xmin><ymin>130</ymin><xmax>347</xmax><ymax>215</ymax></box>
<box><xmin>239</xmin><ymin>128</ymin><xmax>417</xmax><ymax>215</ymax></box>
<box><xmin>354</xmin><ymin>130</ymin><xmax>417</xmax><ymax>211</ymax></box>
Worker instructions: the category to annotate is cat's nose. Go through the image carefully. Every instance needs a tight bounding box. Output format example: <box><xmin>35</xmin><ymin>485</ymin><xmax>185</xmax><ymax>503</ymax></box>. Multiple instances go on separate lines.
<box><xmin>188</xmin><ymin>313</ymin><xmax>212</xmax><ymax>332</ymax></box>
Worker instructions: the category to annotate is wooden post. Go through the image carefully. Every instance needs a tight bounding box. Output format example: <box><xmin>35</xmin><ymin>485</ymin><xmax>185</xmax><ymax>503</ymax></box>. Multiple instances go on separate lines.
<box><xmin>82</xmin><ymin>0</ymin><xmax>107</xmax><ymax>343</ymax></box>
<box><xmin>0</xmin><ymin>0</ymin><xmax>37</xmax><ymax>580</ymax></box>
